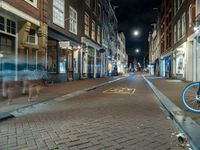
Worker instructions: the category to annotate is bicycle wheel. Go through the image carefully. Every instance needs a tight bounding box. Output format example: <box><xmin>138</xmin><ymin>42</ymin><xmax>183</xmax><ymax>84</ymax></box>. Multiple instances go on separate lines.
<box><xmin>182</xmin><ymin>82</ymin><xmax>200</xmax><ymax>113</ymax></box>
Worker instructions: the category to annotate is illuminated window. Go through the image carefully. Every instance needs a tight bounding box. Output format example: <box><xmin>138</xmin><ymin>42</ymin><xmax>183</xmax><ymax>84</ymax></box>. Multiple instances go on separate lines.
<box><xmin>91</xmin><ymin>20</ymin><xmax>95</xmax><ymax>40</ymax></box>
<box><xmin>84</xmin><ymin>13</ymin><xmax>89</xmax><ymax>36</ymax></box>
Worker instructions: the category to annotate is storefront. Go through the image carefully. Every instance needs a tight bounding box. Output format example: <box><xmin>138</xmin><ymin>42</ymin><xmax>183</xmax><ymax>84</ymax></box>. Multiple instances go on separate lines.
<box><xmin>96</xmin><ymin>51</ymin><xmax>101</xmax><ymax>78</ymax></box>
<box><xmin>87</xmin><ymin>46</ymin><xmax>94</xmax><ymax>78</ymax></box>
<box><xmin>160</xmin><ymin>58</ymin><xmax>165</xmax><ymax>77</ymax></box>
<box><xmin>0</xmin><ymin>15</ymin><xmax>17</xmax><ymax>81</ymax></box>
<box><xmin>48</xmin><ymin>28</ymin><xmax>80</xmax><ymax>82</ymax></box>
<box><xmin>176</xmin><ymin>52</ymin><xmax>184</xmax><ymax>79</ymax></box>
<box><xmin>165</xmin><ymin>56</ymin><xmax>172</xmax><ymax>78</ymax></box>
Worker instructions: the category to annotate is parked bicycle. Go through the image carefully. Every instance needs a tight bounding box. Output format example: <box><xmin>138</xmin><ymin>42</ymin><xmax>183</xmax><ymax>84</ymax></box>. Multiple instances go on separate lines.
<box><xmin>182</xmin><ymin>82</ymin><xmax>200</xmax><ymax>113</ymax></box>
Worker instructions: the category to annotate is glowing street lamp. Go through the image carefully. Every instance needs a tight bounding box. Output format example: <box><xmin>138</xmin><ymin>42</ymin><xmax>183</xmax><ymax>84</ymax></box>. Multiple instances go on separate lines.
<box><xmin>133</xmin><ymin>30</ymin><xmax>139</xmax><ymax>36</ymax></box>
<box><xmin>135</xmin><ymin>49</ymin><xmax>140</xmax><ymax>53</ymax></box>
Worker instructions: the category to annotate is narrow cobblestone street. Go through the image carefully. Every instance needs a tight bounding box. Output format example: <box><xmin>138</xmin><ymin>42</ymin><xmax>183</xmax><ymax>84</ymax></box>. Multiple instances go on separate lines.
<box><xmin>0</xmin><ymin>74</ymin><xmax>184</xmax><ymax>150</ymax></box>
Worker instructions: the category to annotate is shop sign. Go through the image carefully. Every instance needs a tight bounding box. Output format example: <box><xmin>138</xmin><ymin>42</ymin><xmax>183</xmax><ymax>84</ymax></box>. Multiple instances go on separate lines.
<box><xmin>59</xmin><ymin>41</ymin><xmax>70</xmax><ymax>49</ymax></box>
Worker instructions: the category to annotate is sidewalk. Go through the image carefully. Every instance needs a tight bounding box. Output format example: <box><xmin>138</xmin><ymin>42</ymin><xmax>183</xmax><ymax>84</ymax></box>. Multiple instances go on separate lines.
<box><xmin>147</xmin><ymin>76</ymin><xmax>200</xmax><ymax>125</ymax></box>
<box><xmin>0</xmin><ymin>76</ymin><xmax>123</xmax><ymax>116</ymax></box>
<box><xmin>144</xmin><ymin>75</ymin><xmax>200</xmax><ymax>149</ymax></box>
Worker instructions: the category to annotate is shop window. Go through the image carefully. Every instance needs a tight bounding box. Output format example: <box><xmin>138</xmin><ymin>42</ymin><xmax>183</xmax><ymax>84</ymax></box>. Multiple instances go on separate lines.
<box><xmin>69</xmin><ymin>6</ymin><xmax>77</xmax><ymax>34</ymax></box>
<box><xmin>0</xmin><ymin>16</ymin><xmax>4</xmax><ymax>31</ymax></box>
<box><xmin>7</xmin><ymin>19</ymin><xmax>16</xmax><ymax>35</ymax></box>
<box><xmin>47</xmin><ymin>46</ymin><xmax>57</xmax><ymax>73</ymax></box>
<box><xmin>60</xmin><ymin>49</ymin><xmax>66</xmax><ymax>73</ymax></box>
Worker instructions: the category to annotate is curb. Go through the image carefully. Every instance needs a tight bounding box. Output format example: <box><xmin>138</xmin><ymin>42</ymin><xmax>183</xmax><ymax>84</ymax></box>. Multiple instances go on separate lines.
<box><xmin>143</xmin><ymin>75</ymin><xmax>200</xmax><ymax>150</ymax></box>
<box><xmin>0</xmin><ymin>76</ymin><xmax>126</xmax><ymax>121</ymax></box>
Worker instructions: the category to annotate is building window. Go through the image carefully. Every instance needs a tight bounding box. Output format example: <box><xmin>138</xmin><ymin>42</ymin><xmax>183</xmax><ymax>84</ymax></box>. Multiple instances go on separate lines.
<box><xmin>97</xmin><ymin>26</ymin><xmax>100</xmax><ymax>43</ymax></box>
<box><xmin>84</xmin><ymin>13</ymin><xmax>89</xmax><ymax>36</ymax></box>
<box><xmin>196</xmin><ymin>0</ymin><xmax>200</xmax><ymax>16</ymax></box>
<box><xmin>69</xmin><ymin>6</ymin><xmax>77</xmax><ymax>35</ymax></box>
<box><xmin>91</xmin><ymin>20</ymin><xmax>95</xmax><ymax>40</ymax></box>
<box><xmin>27</xmin><ymin>29</ymin><xmax>37</xmax><ymax>44</ymax></box>
<box><xmin>0</xmin><ymin>16</ymin><xmax>5</xmax><ymax>31</ymax></box>
<box><xmin>7</xmin><ymin>19</ymin><xmax>16</xmax><ymax>35</ymax></box>
<box><xmin>174</xmin><ymin>0</ymin><xmax>177</xmax><ymax>15</ymax></box>
<box><xmin>174</xmin><ymin>24</ymin><xmax>177</xmax><ymax>43</ymax></box>
<box><xmin>92</xmin><ymin>0</ymin><xmax>97</xmax><ymax>14</ymax></box>
<box><xmin>182</xmin><ymin>13</ymin><xmax>186</xmax><ymax>36</ymax></box>
<box><xmin>53</xmin><ymin>0</ymin><xmax>65</xmax><ymax>28</ymax></box>
<box><xmin>85</xmin><ymin>0</ymin><xmax>90</xmax><ymax>8</ymax></box>
<box><xmin>189</xmin><ymin>4</ymin><xmax>192</xmax><ymax>27</ymax></box>
<box><xmin>25</xmin><ymin>0</ymin><xmax>37</xmax><ymax>7</ymax></box>
<box><xmin>97</xmin><ymin>4</ymin><xmax>101</xmax><ymax>20</ymax></box>
<box><xmin>47</xmin><ymin>46</ymin><xmax>57</xmax><ymax>73</ymax></box>
<box><xmin>177</xmin><ymin>19</ymin><xmax>181</xmax><ymax>40</ymax></box>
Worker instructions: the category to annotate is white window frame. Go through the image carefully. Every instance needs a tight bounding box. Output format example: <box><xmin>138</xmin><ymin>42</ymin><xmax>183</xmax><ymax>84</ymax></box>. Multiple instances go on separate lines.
<box><xmin>84</xmin><ymin>13</ymin><xmax>89</xmax><ymax>36</ymax></box>
<box><xmin>69</xmin><ymin>6</ymin><xmax>78</xmax><ymax>35</ymax></box>
<box><xmin>189</xmin><ymin>4</ymin><xmax>192</xmax><ymax>27</ymax></box>
<box><xmin>178</xmin><ymin>19</ymin><xmax>181</xmax><ymax>40</ymax></box>
<box><xmin>91</xmin><ymin>20</ymin><xmax>96</xmax><ymax>41</ymax></box>
<box><xmin>174</xmin><ymin>24</ymin><xmax>177</xmax><ymax>43</ymax></box>
<box><xmin>26</xmin><ymin>28</ymin><xmax>38</xmax><ymax>45</ymax></box>
<box><xmin>53</xmin><ymin>0</ymin><xmax>65</xmax><ymax>28</ymax></box>
<box><xmin>182</xmin><ymin>13</ymin><xmax>186</xmax><ymax>36</ymax></box>
<box><xmin>196</xmin><ymin>0</ymin><xmax>200</xmax><ymax>17</ymax></box>
<box><xmin>25</xmin><ymin>0</ymin><xmax>37</xmax><ymax>8</ymax></box>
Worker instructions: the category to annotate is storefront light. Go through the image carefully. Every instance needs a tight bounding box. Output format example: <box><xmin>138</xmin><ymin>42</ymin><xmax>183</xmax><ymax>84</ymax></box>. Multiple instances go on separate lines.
<box><xmin>68</xmin><ymin>46</ymin><xmax>72</xmax><ymax>50</ymax></box>
<box><xmin>177</xmin><ymin>48</ymin><xmax>184</xmax><ymax>52</ymax></box>
<box><xmin>0</xmin><ymin>53</ymin><xmax>3</xmax><ymax>58</ymax></box>
<box><xmin>194</xmin><ymin>26</ymin><xmax>199</xmax><ymax>31</ymax></box>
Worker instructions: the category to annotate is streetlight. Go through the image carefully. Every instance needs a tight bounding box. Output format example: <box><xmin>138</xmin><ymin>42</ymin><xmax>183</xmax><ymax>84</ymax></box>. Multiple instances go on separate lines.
<box><xmin>135</xmin><ymin>49</ymin><xmax>140</xmax><ymax>53</ymax></box>
<box><xmin>133</xmin><ymin>30</ymin><xmax>139</xmax><ymax>37</ymax></box>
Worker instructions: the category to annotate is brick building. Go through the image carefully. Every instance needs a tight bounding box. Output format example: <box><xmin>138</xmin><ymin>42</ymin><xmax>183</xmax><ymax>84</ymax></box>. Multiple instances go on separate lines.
<box><xmin>159</xmin><ymin>0</ymin><xmax>173</xmax><ymax>78</ymax></box>
<box><xmin>0</xmin><ymin>0</ymin><xmax>47</xmax><ymax>97</ymax></box>
<box><xmin>0</xmin><ymin>0</ymin><xmax>120</xmax><ymax>85</ymax></box>
<box><xmin>149</xmin><ymin>0</ymin><xmax>199</xmax><ymax>81</ymax></box>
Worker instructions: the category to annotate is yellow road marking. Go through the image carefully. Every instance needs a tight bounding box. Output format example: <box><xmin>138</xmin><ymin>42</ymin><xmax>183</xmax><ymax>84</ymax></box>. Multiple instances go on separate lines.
<box><xmin>103</xmin><ymin>87</ymin><xmax>136</xmax><ymax>95</ymax></box>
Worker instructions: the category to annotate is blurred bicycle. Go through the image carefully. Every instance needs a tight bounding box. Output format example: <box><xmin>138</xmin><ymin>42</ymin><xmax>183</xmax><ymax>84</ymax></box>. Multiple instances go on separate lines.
<box><xmin>182</xmin><ymin>82</ymin><xmax>200</xmax><ymax>113</ymax></box>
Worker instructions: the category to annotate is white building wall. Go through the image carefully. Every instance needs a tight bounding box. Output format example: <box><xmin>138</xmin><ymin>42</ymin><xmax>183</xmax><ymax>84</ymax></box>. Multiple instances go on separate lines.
<box><xmin>186</xmin><ymin>41</ymin><xmax>193</xmax><ymax>81</ymax></box>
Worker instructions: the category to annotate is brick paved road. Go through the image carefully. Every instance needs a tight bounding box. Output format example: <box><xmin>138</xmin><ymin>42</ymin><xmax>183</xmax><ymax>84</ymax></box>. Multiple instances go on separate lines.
<box><xmin>0</xmin><ymin>74</ymin><xmax>185</xmax><ymax>150</ymax></box>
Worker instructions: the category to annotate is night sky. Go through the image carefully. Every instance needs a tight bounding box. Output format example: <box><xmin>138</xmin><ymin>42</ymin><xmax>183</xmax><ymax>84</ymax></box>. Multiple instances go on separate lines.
<box><xmin>111</xmin><ymin>0</ymin><xmax>161</xmax><ymax>64</ymax></box>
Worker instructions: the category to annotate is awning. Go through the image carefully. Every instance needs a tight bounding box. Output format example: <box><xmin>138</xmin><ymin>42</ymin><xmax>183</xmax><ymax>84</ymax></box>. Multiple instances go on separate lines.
<box><xmin>48</xmin><ymin>28</ymin><xmax>80</xmax><ymax>46</ymax></box>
